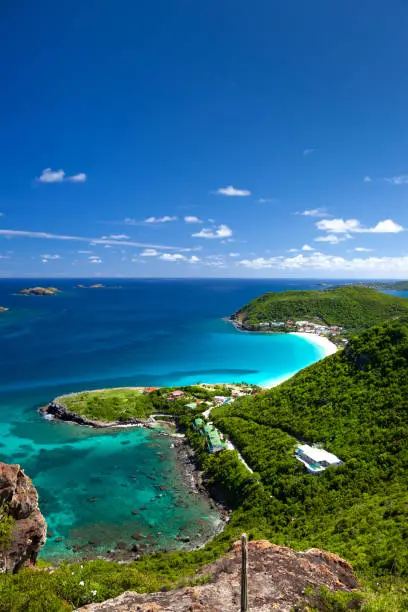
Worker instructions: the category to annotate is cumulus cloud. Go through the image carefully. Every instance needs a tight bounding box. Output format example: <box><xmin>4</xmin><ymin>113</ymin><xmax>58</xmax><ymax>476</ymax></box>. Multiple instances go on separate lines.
<box><xmin>238</xmin><ymin>252</ymin><xmax>408</xmax><ymax>275</ymax></box>
<box><xmin>145</xmin><ymin>216</ymin><xmax>177</xmax><ymax>223</ymax></box>
<box><xmin>303</xmin><ymin>148</ymin><xmax>315</xmax><ymax>156</ymax></box>
<box><xmin>363</xmin><ymin>176</ymin><xmax>372</xmax><ymax>183</ymax></box>
<box><xmin>315</xmin><ymin>234</ymin><xmax>351</xmax><ymax>245</ymax></box>
<box><xmin>384</xmin><ymin>175</ymin><xmax>408</xmax><ymax>185</ymax></box>
<box><xmin>140</xmin><ymin>248</ymin><xmax>159</xmax><ymax>256</ymax></box>
<box><xmin>0</xmin><ymin>229</ymin><xmax>191</xmax><ymax>251</ymax></box>
<box><xmin>184</xmin><ymin>216</ymin><xmax>203</xmax><ymax>223</ymax></box>
<box><xmin>192</xmin><ymin>224</ymin><xmax>233</xmax><ymax>239</ymax></box>
<box><xmin>37</xmin><ymin>168</ymin><xmax>87</xmax><ymax>183</ymax></box>
<box><xmin>296</xmin><ymin>208</ymin><xmax>329</xmax><ymax>218</ymax></box>
<box><xmin>316</xmin><ymin>218</ymin><xmax>404</xmax><ymax>234</ymax></box>
<box><xmin>215</xmin><ymin>185</ymin><xmax>251</xmax><ymax>196</ymax></box>
<box><xmin>159</xmin><ymin>253</ymin><xmax>186</xmax><ymax>261</ymax></box>
<box><xmin>355</xmin><ymin>247</ymin><xmax>374</xmax><ymax>252</ymax></box>
<box><xmin>68</xmin><ymin>173</ymin><xmax>87</xmax><ymax>182</ymax></box>
<box><xmin>229</xmin><ymin>252</ymin><xmax>240</xmax><ymax>257</ymax></box>
<box><xmin>89</xmin><ymin>255</ymin><xmax>102</xmax><ymax>264</ymax></box>
<box><xmin>40</xmin><ymin>254</ymin><xmax>61</xmax><ymax>260</ymax></box>
<box><xmin>301</xmin><ymin>244</ymin><xmax>314</xmax><ymax>251</ymax></box>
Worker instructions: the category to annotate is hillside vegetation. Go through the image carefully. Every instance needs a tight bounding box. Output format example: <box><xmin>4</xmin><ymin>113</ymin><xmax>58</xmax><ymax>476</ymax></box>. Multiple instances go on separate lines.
<box><xmin>232</xmin><ymin>286</ymin><xmax>408</xmax><ymax>334</ymax></box>
<box><xmin>211</xmin><ymin>320</ymin><xmax>408</xmax><ymax>581</ymax></box>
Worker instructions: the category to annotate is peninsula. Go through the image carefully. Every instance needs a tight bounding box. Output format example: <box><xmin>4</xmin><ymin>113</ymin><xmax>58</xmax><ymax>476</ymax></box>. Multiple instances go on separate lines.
<box><xmin>18</xmin><ymin>286</ymin><xmax>61</xmax><ymax>296</ymax></box>
<box><xmin>231</xmin><ymin>285</ymin><xmax>408</xmax><ymax>340</ymax></box>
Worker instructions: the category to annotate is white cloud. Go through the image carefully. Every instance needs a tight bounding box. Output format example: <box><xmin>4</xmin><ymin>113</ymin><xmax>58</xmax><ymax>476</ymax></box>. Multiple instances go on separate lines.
<box><xmin>384</xmin><ymin>175</ymin><xmax>408</xmax><ymax>185</ymax></box>
<box><xmin>41</xmin><ymin>259</ymin><xmax>47</xmax><ymax>264</ymax></box>
<box><xmin>238</xmin><ymin>252</ymin><xmax>408</xmax><ymax>275</ymax></box>
<box><xmin>89</xmin><ymin>255</ymin><xmax>102</xmax><ymax>264</ymax></box>
<box><xmin>229</xmin><ymin>252</ymin><xmax>240</xmax><ymax>257</ymax></box>
<box><xmin>370</xmin><ymin>219</ymin><xmax>404</xmax><ymax>233</ymax></box>
<box><xmin>159</xmin><ymin>253</ymin><xmax>186</xmax><ymax>261</ymax></box>
<box><xmin>184</xmin><ymin>216</ymin><xmax>203</xmax><ymax>224</ymax></box>
<box><xmin>124</xmin><ymin>218</ymin><xmax>137</xmax><ymax>225</ymax></box>
<box><xmin>37</xmin><ymin>168</ymin><xmax>65</xmax><ymax>183</ymax></box>
<box><xmin>303</xmin><ymin>148</ymin><xmax>315</xmax><ymax>156</ymax></box>
<box><xmin>68</xmin><ymin>172</ymin><xmax>87</xmax><ymax>182</ymax></box>
<box><xmin>314</xmin><ymin>234</ymin><xmax>351</xmax><ymax>245</ymax></box>
<box><xmin>0</xmin><ymin>229</ymin><xmax>191</xmax><ymax>251</ymax></box>
<box><xmin>215</xmin><ymin>185</ymin><xmax>251</xmax><ymax>197</ymax></box>
<box><xmin>145</xmin><ymin>216</ymin><xmax>177</xmax><ymax>223</ymax></box>
<box><xmin>37</xmin><ymin>168</ymin><xmax>86</xmax><ymax>183</ymax></box>
<box><xmin>301</xmin><ymin>244</ymin><xmax>314</xmax><ymax>251</ymax></box>
<box><xmin>296</xmin><ymin>208</ymin><xmax>329</xmax><ymax>218</ymax></box>
<box><xmin>188</xmin><ymin>255</ymin><xmax>200</xmax><ymax>263</ymax></box>
<box><xmin>77</xmin><ymin>250</ymin><xmax>93</xmax><ymax>254</ymax></box>
<box><xmin>141</xmin><ymin>248</ymin><xmax>159</xmax><ymax>257</ymax></box>
<box><xmin>316</xmin><ymin>218</ymin><xmax>404</xmax><ymax>234</ymax></box>
<box><xmin>40</xmin><ymin>254</ymin><xmax>61</xmax><ymax>260</ymax></box>
<box><xmin>355</xmin><ymin>247</ymin><xmax>374</xmax><ymax>252</ymax></box>
<box><xmin>287</xmin><ymin>248</ymin><xmax>298</xmax><ymax>253</ymax></box>
<box><xmin>88</xmin><ymin>255</ymin><xmax>100</xmax><ymax>260</ymax></box>
<box><xmin>104</xmin><ymin>245</ymin><xmax>112</xmax><ymax>248</ymax></box>
<box><xmin>257</xmin><ymin>198</ymin><xmax>274</xmax><ymax>203</ymax></box>
<box><xmin>363</xmin><ymin>176</ymin><xmax>372</xmax><ymax>183</ymax></box>
<box><xmin>102</xmin><ymin>234</ymin><xmax>130</xmax><ymax>240</ymax></box>
<box><xmin>192</xmin><ymin>224</ymin><xmax>233</xmax><ymax>239</ymax></box>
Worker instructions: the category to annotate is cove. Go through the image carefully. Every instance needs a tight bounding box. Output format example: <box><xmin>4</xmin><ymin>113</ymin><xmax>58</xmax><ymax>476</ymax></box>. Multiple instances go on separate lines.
<box><xmin>0</xmin><ymin>278</ymin><xmax>333</xmax><ymax>560</ymax></box>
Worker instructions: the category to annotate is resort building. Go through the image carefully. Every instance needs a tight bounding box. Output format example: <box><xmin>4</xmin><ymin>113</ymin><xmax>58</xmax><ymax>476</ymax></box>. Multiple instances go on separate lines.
<box><xmin>295</xmin><ymin>444</ymin><xmax>342</xmax><ymax>474</ymax></box>
<box><xmin>192</xmin><ymin>418</ymin><xmax>228</xmax><ymax>453</ymax></box>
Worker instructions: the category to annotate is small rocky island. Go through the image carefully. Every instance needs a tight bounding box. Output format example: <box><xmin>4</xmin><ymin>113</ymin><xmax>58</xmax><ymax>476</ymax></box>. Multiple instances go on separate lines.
<box><xmin>0</xmin><ymin>306</ymin><xmax>9</xmax><ymax>312</ymax></box>
<box><xmin>18</xmin><ymin>286</ymin><xmax>61</xmax><ymax>296</ymax></box>
<box><xmin>76</xmin><ymin>284</ymin><xmax>106</xmax><ymax>289</ymax></box>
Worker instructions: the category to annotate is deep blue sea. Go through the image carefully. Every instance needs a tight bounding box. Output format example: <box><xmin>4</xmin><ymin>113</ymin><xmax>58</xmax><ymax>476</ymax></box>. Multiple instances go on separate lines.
<box><xmin>0</xmin><ymin>278</ymin><xmax>336</xmax><ymax>560</ymax></box>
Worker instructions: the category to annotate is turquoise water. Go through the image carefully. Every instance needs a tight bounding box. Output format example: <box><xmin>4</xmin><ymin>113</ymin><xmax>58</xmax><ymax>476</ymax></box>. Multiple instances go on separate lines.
<box><xmin>0</xmin><ymin>278</ymin><xmax>327</xmax><ymax>560</ymax></box>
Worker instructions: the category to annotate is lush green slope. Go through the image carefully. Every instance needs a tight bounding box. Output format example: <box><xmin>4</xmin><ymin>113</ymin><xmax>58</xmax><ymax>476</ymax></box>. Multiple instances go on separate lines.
<box><xmin>232</xmin><ymin>285</ymin><xmax>408</xmax><ymax>334</ymax></box>
<box><xmin>212</xmin><ymin>320</ymin><xmax>408</xmax><ymax>579</ymax></box>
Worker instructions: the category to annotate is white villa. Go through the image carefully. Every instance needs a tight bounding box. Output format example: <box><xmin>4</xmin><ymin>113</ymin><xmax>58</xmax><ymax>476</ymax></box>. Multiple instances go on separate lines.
<box><xmin>296</xmin><ymin>444</ymin><xmax>342</xmax><ymax>474</ymax></box>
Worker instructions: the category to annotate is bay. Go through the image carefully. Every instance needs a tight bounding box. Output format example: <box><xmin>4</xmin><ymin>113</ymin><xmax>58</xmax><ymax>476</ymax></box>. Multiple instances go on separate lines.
<box><xmin>0</xmin><ymin>278</ymin><xmax>335</xmax><ymax>560</ymax></box>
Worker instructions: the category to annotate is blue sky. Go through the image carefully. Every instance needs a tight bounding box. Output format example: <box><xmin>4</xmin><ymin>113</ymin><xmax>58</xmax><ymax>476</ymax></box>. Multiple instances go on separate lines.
<box><xmin>1</xmin><ymin>0</ymin><xmax>408</xmax><ymax>278</ymax></box>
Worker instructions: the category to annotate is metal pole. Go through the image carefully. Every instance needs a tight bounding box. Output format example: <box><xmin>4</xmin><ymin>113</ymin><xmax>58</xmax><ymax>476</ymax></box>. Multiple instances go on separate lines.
<box><xmin>241</xmin><ymin>533</ymin><xmax>248</xmax><ymax>611</ymax></box>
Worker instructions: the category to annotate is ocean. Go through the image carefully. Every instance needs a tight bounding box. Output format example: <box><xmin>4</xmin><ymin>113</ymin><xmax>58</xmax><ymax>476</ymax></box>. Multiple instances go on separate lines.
<box><xmin>0</xmin><ymin>278</ymin><xmax>331</xmax><ymax>560</ymax></box>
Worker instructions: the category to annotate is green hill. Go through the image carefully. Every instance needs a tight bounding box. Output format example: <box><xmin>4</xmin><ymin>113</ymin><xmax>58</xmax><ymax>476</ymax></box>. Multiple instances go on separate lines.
<box><xmin>232</xmin><ymin>285</ymin><xmax>408</xmax><ymax>334</ymax></box>
<box><xmin>212</xmin><ymin>319</ymin><xmax>408</xmax><ymax>583</ymax></box>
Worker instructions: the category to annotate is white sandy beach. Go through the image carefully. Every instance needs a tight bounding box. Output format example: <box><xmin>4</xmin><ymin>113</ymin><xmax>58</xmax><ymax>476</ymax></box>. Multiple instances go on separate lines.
<box><xmin>262</xmin><ymin>333</ymin><xmax>338</xmax><ymax>389</ymax></box>
<box><xmin>289</xmin><ymin>332</ymin><xmax>338</xmax><ymax>357</ymax></box>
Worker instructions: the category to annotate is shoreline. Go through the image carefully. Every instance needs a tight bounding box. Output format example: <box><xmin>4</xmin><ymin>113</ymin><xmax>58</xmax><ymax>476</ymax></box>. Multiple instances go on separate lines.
<box><xmin>289</xmin><ymin>331</ymin><xmax>338</xmax><ymax>358</ymax></box>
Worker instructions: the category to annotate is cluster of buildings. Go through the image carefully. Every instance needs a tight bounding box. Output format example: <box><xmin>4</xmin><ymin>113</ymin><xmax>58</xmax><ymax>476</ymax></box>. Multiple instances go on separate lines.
<box><xmin>259</xmin><ymin>319</ymin><xmax>348</xmax><ymax>345</ymax></box>
<box><xmin>295</xmin><ymin>444</ymin><xmax>342</xmax><ymax>474</ymax></box>
<box><xmin>193</xmin><ymin>418</ymin><xmax>232</xmax><ymax>453</ymax></box>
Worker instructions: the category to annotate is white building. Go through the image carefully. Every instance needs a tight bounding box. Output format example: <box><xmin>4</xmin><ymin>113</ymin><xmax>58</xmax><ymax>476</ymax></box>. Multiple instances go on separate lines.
<box><xmin>296</xmin><ymin>444</ymin><xmax>342</xmax><ymax>474</ymax></box>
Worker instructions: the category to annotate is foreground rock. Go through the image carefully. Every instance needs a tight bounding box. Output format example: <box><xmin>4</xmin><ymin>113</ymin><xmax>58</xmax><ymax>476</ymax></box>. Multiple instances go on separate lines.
<box><xmin>0</xmin><ymin>462</ymin><xmax>46</xmax><ymax>573</ymax></box>
<box><xmin>78</xmin><ymin>539</ymin><xmax>360</xmax><ymax>611</ymax></box>
<box><xmin>18</xmin><ymin>286</ymin><xmax>61</xmax><ymax>296</ymax></box>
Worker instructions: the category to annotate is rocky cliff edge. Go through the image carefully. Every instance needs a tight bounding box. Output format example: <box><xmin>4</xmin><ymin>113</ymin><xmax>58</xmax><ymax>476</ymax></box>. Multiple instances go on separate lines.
<box><xmin>0</xmin><ymin>462</ymin><xmax>47</xmax><ymax>573</ymax></box>
<box><xmin>78</xmin><ymin>539</ymin><xmax>361</xmax><ymax>611</ymax></box>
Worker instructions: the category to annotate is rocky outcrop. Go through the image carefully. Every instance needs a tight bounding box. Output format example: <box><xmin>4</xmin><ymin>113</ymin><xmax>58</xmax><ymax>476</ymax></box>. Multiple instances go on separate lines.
<box><xmin>0</xmin><ymin>463</ymin><xmax>46</xmax><ymax>573</ymax></box>
<box><xmin>78</xmin><ymin>539</ymin><xmax>361</xmax><ymax>611</ymax></box>
<box><xmin>43</xmin><ymin>402</ymin><xmax>155</xmax><ymax>429</ymax></box>
<box><xmin>18</xmin><ymin>286</ymin><xmax>61</xmax><ymax>296</ymax></box>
